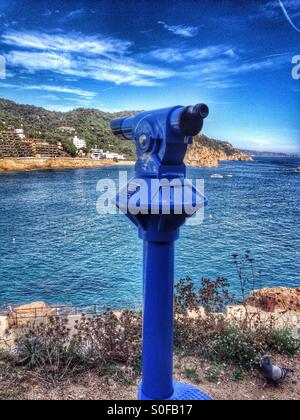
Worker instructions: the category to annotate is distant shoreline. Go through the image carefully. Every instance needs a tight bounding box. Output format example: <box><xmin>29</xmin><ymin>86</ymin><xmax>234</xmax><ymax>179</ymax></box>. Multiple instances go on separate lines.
<box><xmin>0</xmin><ymin>157</ymin><xmax>135</xmax><ymax>173</ymax></box>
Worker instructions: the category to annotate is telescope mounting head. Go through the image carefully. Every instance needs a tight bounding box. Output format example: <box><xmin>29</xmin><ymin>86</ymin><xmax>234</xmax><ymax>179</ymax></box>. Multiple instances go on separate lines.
<box><xmin>110</xmin><ymin>103</ymin><xmax>209</xmax><ymax>179</ymax></box>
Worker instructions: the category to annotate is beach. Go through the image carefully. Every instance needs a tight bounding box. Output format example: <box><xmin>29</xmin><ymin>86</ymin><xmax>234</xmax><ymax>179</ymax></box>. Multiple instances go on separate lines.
<box><xmin>0</xmin><ymin>157</ymin><xmax>134</xmax><ymax>172</ymax></box>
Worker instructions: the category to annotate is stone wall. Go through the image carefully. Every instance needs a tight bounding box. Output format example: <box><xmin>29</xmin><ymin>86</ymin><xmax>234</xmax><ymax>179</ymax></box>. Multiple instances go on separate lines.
<box><xmin>0</xmin><ymin>316</ymin><xmax>8</xmax><ymax>337</ymax></box>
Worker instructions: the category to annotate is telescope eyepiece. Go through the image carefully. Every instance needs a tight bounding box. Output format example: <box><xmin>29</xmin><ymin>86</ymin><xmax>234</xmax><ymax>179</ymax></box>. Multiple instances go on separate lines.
<box><xmin>177</xmin><ymin>103</ymin><xmax>209</xmax><ymax>137</ymax></box>
<box><xmin>189</xmin><ymin>103</ymin><xmax>209</xmax><ymax>119</ymax></box>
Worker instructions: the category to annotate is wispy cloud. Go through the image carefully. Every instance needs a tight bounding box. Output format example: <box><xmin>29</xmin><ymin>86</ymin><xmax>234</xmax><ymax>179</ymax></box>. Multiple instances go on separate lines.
<box><xmin>5</xmin><ymin>50</ymin><xmax>173</xmax><ymax>87</ymax></box>
<box><xmin>3</xmin><ymin>30</ymin><xmax>173</xmax><ymax>87</ymax></box>
<box><xmin>158</xmin><ymin>21</ymin><xmax>199</xmax><ymax>37</ymax></box>
<box><xmin>2</xmin><ymin>30</ymin><xmax>131</xmax><ymax>55</ymax></box>
<box><xmin>255</xmin><ymin>0</ymin><xmax>300</xmax><ymax>23</ymax></box>
<box><xmin>23</xmin><ymin>85</ymin><xmax>97</xmax><ymax>98</ymax></box>
<box><xmin>0</xmin><ymin>81</ymin><xmax>97</xmax><ymax>99</ymax></box>
<box><xmin>184</xmin><ymin>52</ymin><xmax>289</xmax><ymax>89</ymax></box>
<box><xmin>147</xmin><ymin>46</ymin><xmax>238</xmax><ymax>63</ymax></box>
<box><xmin>64</xmin><ymin>9</ymin><xmax>86</xmax><ymax>21</ymax></box>
<box><xmin>1</xmin><ymin>28</ymin><xmax>291</xmax><ymax>91</ymax></box>
<box><xmin>278</xmin><ymin>0</ymin><xmax>300</xmax><ymax>32</ymax></box>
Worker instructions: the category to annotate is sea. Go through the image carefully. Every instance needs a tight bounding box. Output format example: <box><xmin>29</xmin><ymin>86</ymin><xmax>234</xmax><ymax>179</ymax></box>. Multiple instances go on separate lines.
<box><xmin>0</xmin><ymin>157</ymin><xmax>299</xmax><ymax>309</ymax></box>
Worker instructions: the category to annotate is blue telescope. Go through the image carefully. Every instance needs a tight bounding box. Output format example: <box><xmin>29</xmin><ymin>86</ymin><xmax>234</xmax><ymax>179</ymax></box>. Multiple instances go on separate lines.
<box><xmin>111</xmin><ymin>104</ymin><xmax>209</xmax><ymax>178</ymax></box>
<box><xmin>111</xmin><ymin>104</ymin><xmax>212</xmax><ymax>401</ymax></box>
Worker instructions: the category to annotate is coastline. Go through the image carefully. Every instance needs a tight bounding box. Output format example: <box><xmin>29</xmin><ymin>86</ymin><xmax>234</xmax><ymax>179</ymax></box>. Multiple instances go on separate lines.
<box><xmin>0</xmin><ymin>155</ymin><xmax>255</xmax><ymax>173</ymax></box>
<box><xmin>0</xmin><ymin>157</ymin><xmax>135</xmax><ymax>173</ymax></box>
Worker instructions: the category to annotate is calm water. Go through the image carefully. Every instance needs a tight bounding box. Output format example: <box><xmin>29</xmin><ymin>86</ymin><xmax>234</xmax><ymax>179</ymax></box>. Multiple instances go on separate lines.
<box><xmin>0</xmin><ymin>157</ymin><xmax>299</xmax><ymax>308</ymax></box>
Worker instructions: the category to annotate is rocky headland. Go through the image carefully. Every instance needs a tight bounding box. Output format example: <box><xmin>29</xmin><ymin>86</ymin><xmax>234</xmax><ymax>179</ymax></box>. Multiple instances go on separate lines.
<box><xmin>185</xmin><ymin>134</ymin><xmax>252</xmax><ymax>167</ymax></box>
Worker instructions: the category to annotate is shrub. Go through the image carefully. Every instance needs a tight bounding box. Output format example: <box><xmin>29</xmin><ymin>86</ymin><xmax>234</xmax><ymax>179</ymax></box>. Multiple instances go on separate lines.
<box><xmin>174</xmin><ymin>276</ymin><xmax>233</xmax><ymax>356</ymax></box>
<box><xmin>60</xmin><ymin>140</ymin><xmax>77</xmax><ymax>157</ymax></box>
<box><xmin>266</xmin><ymin>329</ymin><xmax>300</xmax><ymax>356</ymax></box>
<box><xmin>175</xmin><ymin>276</ymin><xmax>232</xmax><ymax>314</ymax></box>
<box><xmin>208</xmin><ymin>327</ymin><xmax>264</xmax><ymax>370</ymax></box>
<box><xmin>183</xmin><ymin>367</ymin><xmax>201</xmax><ymax>384</ymax></box>
<box><xmin>72</xmin><ymin>310</ymin><xmax>142</xmax><ymax>368</ymax></box>
<box><xmin>205</xmin><ymin>363</ymin><xmax>223</xmax><ymax>383</ymax></box>
<box><xmin>9</xmin><ymin>310</ymin><xmax>142</xmax><ymax>382</ymax></box>
<box><xmin>13</xmin><ymin>317</ymin><xmax>78</xmax><ymax>380</ymax></box>
<box><xmin>230</xmin><ymin>367</ymin><xmax>245</xmax><ymax>382</ymax></box>
<box><xmin>174</xmin><ymin>312</ymin><xmax>228</xmax><ymax>357</ymax></box>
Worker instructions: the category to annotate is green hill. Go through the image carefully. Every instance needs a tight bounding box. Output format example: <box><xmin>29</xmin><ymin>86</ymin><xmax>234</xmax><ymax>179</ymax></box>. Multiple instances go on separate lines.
<box><xmin>0</xmin><ymin>98</ymin><xmax>136</xmax><ymax>159</ymax></box>
<box><xmin>0</xmin><ymin>98</ymin><xmax>249</xmax><ymax>164</ymax></box>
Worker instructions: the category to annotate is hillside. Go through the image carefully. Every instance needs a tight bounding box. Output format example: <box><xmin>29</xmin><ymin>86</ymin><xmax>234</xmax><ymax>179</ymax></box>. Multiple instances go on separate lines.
<box><xmin>0</xmin><ymin>98</ymin><xmax>250</xmax><ymax>165</ymax></box>
<box><xmin>0</xmin><ymin>98</ymin><xmax>136</xmax><ymax>159</ymax></box>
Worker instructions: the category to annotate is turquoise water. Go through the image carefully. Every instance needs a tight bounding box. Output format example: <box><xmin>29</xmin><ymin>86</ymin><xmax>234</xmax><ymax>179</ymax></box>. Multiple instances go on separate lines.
<box><xmin>0</xmin><ymin>157</ymin><xmax>299</xmax><ymax>308</ymax></box>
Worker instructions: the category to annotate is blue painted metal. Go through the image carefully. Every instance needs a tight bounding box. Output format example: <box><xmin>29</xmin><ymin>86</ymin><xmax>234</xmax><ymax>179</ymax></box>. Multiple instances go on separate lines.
<box><xmin>111</xmin><ymin>104</ymin><xmax>209</xmax><ymax>178</ymax></box>
<box><xmin>111</xmin><ymin>104</ymin><xmax>212</xmax><ymax>401</ymax></box>
<box><xmin>139</xmin><ymin>382</ymin><xmax>213</xmax><ymax>401</ymax></box>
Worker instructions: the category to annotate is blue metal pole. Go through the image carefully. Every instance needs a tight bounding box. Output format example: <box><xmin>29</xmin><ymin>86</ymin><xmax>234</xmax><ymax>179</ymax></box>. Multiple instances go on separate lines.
<box><xmin>141</xmin><ymin>240</ymin><xmax>175</xmax><ymax>400</ymax></box>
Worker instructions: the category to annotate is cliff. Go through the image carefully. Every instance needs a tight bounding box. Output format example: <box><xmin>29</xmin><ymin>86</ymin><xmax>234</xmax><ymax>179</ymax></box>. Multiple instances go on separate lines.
<box><xmin>186</xmin><ymin>134</ymin><xmax>252</xmax><ymax>167</ymax></box>
<box><xmin>246</xmin><ymin>287</ymin><xmax>300</xmax><ymax>313</ymax></box>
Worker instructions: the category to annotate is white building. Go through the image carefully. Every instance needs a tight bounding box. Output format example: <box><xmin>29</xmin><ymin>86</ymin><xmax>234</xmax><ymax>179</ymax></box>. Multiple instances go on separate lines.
<box><xmin>90</xmin><ymin>148</ymin><xmax>126</xmax><ymax>161</ymax></box>
<box><xmin>103</xmin><ymin>151</ymin><xmax>126</xmax><ymax>160</ymax></box>
<box><xmin>90</xmin><ymin>148</ymin><xmax>104</xmax><ymax>160</ymax></box>
<box><xmin>15</xmin><ymin>128</ymin><xmax>26</xmax><ymax>140</ymax></box>
<box><xmin>73</xmin><ymin>135</ymin><xmax>86</xmax><ymax>150</ymax></box>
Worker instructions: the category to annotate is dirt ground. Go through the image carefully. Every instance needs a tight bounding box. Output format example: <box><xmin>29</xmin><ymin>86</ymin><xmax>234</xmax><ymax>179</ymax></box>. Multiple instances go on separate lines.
<box><xmin>2</xmin><ymin>354</ymin><xmax>299</xmax><ymax>401</ymax></box>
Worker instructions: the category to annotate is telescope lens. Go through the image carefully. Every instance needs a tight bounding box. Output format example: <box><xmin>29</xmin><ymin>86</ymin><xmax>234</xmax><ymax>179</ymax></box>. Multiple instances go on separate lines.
<box><xmin>192</xmin><ymin>103</ymin><xmax>209</xmax><ymax>119</ymax></box>
<box><xmin>178</xmin><ymin>103</ymin><xmax>209</xmax><ymax>137</ymax></box>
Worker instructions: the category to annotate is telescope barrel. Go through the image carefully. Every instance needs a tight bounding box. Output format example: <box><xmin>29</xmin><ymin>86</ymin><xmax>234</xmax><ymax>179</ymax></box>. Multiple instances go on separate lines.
<box><xmin>110</xmin><ymin>103</ymin><xmax>209</xmax><ymax>141</ymax></box>
<box><xmin>110</xmin><ymin>116</ymin><xmax>135</xmax><ymax>140</ymax></box>
<box><xmin>170</xmin><ymin>103</ymin><xmax>209</xmax><ymax>137</ymax></box>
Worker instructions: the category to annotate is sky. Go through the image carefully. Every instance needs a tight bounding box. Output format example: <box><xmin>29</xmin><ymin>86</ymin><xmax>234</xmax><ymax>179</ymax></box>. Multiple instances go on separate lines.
<box><xmin>0</xmin><ymin>0</ymin><xmax>299</xmax><ymax>153</ymax></box>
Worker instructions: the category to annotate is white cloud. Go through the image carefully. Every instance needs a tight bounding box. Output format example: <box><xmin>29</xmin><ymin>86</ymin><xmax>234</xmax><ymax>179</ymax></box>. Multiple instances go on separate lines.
<box><xmin>147</xmin><ymin>46</ymin><xmax>238</xmax><ymax>63</ymax></box>
<box><xmin>199</xmin><ymin>80</ymin><xmax>246</xmax><ymax>89</ymax></box>
<box><xmin>6</xmin><ymin>51</ymin><xmax>72</xmax><ymax>72</ymax></box>
<box><xmin>2</xmin><ymin>30</ymin><xmax>131</xmax><ymax>56</ymax></box>
<box><xmin>5</xmin><ymin>49</ymin><xmax>173</xmax><ymax>87</ymax></box>
<box><xmin>0</xmin><ymin>82</ymin><xmax>19</xmax><ymax>89</ymax></box>
<box><xmin>158</xmin><ymin>21</ymin><xmax>199</xmax><ymax>37</ymax></box>
<box><xmin>147</xmin><ymin>48</ymin><xmax>184</xmax><ymax>63</ymax></box>
<box><xmin>24</xmin><ymin>85</ymin><xmax>97</xmax><ymax>98</ymax></box>
<box><xmin>278</xmin><ymin>0</ymin><xmax>300</xmax><ymax>32</ymax></box>
<box><xmin>175</xmin><ymin>50</ymin><xmax>289</xmax><ymax>91</ymax></box>
<box><xmin>65</xmin><ymin>9</ymin><xmax>86</xmax><ymax>20</ymax></box>
<box><xmin>264</xmin><ymin>0</ymin><xmax>300</xmax><ymax>15</ymax></box>
<box><xmin>255</xmin><ymin>0</ymin><xmax>300</xmax><ymax>22</ymax></box>
<box><xmin>3</xmin><ymin>30</ymin><xmax>174</xmax><ymax>87</ymax></box>
<box><xmin>185</xmin><ymin>53</ymin><xmax>288</xmax><ymax>80</ymax></box>
<box><xmin>0</xmin><ymin>81</ymin><xmax>97</xmax><ymax>99</ymax></box>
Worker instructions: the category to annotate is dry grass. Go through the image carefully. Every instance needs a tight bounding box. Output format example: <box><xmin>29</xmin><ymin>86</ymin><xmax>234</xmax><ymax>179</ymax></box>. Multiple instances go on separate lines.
<box><xmin>1</xmin><ymin>354</ymin><xmax>298</xmax><ymax>401</ymax></box>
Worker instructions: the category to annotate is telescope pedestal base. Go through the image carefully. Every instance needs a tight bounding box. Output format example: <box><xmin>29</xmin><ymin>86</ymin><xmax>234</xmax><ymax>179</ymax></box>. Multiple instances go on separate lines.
<box><xmin>138</xmin><ymin>382</ymin><xmax>213</xmax><ymax>401</ymax></box>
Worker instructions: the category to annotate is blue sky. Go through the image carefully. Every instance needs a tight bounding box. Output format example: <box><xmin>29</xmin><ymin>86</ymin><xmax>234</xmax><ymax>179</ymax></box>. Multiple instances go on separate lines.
<box><xmin>0</xmin><ymin>0</ymin><xmax>299</xmax><ymax>153</ymax></box>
